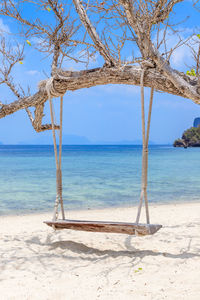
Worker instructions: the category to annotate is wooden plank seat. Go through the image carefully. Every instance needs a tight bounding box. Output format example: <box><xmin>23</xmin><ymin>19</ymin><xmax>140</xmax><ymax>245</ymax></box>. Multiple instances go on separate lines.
<box><xmin>44</xmin><ymin>219</ymin><xmax>162</xmax><ymax>235</ymax></box>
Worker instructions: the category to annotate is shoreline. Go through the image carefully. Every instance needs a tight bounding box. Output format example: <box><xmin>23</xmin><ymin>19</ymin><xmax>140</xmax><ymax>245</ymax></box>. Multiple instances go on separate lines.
<box><xmin>1</xmin><ymin>198</ymin><xmax>200</xmax><ymax>218</ymax></box>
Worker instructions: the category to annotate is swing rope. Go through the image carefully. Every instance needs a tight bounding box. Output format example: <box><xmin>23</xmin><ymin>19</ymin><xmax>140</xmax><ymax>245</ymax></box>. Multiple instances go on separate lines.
<box><xmin>45</xmin><ymin>68</ymin><xmax>155</xmax><ymax>228</ymax></box>
<box><xmin>49</xmin><ymin>96</ymin><xmax>65</xmax><ymax>221</ymax></box>
<box><xmin>44</xmin><ymin>72</ymin><xmax>162</xmax><ymax>235</ymax></box>
<box><xmin>136</xmin><ymin>67</ymin><xmax>154</xmax><ymax>224</ymax></box>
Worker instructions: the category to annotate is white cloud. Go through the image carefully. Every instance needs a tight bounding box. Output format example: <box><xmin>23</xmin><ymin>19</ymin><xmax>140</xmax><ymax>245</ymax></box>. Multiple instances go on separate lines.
<box><xmin>171</xmin><ymin>45</ymin><xmax>191</xmax><ymax>68</ymax></box>
<box><xmin>0</xmin><ymin>18</ymin><xmax>10</xmax><ymax>34</ymax></box>
<box><xmin>171</xmin><ymin>34</ymin><xmax>200</xmax><ymax>69</ymax></box>
<box><xmin>26</xmin><ymin>70</ymin><xmax>40</xmax><ymax>76</ymax></box>
<box><xmin>153</xmin><ymin>27</ymin><xmax>196</xmax><ymax>70</ymax></box>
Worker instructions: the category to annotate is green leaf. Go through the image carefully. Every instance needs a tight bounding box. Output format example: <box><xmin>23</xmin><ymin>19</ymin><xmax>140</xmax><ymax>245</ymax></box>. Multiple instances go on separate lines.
<box><xmin>26</xmin><ymin>40</ymin><xmax>31</xmax><ymax>46</ymax></box>
<box><xmin>134</xmin><ymin>267</ymin><xmax>143</xmax><ymax>273</ymax></box>
<box><xmin>191</xmin><ymin>69</ymin><xmax>196</xmax><ymax>76</ymax></box>
<box><xmin>186</xmin><ymin>69</ymin><xmax>196</xmax><ymax>76</ymax></box>
<box><xmin>46</xmin><ymin>6</ymin><xmax>51</xmax><ymax>12</ymax></box>
<box><xmin>197</xmin><ymin>34</ymin><xmax>200</xmax><ymax>39</ymax></box>
<box><xmin>19</xmin><ymin>61</ymin><xmax>23</xmax><ymax>65</ymax></box>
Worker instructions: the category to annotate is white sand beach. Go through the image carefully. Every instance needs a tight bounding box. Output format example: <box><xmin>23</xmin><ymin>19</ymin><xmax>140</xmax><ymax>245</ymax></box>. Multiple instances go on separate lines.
<box><xmin>0</xmin><ymin>202</ymin><xmax>200</xmax><ymax>300</ymax></box>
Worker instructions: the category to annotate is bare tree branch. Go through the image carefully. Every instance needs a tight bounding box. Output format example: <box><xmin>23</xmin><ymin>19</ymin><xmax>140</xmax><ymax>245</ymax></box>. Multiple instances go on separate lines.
<box><xmin>73</xmin><ymin>0</ymin><xmax>116</xmax><ymax>66</ymax></box>
<box><xmin>0</xmin><ymin>0</ymin><xmax>199</xmax><ymax>133</ymax></box>
<box><xmin>0</xmin><ymin>64</ymin><xmax>200</xmax><ymax>121</ymax></box>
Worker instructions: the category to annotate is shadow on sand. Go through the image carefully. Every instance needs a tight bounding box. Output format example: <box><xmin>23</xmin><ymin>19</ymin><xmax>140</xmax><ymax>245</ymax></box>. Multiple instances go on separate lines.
<box><xmin>47</xmin><ymin>238</ymin><xmax>200</xmax><ymax>260</ymax></box>
<box><xmin>24</xmin><ymin>229</ymin><xmax>200</xmax><ymax>261</ymax></box>
<box><xmin>1</xmin><ymin>226</ymin><xmax>200</xmax><ymax>281</ymax></box>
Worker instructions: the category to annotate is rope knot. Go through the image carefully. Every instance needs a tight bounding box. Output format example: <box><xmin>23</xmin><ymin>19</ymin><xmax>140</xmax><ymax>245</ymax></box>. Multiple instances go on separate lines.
<box><xmin>38</xmin><ymin>77</ymin><xmax>65</xmax><ymax>98</ymax></box>
<box><xmin>140</xmin><ymin>59</ymin><xmax>155</xmax><ymax>70</ymax></box>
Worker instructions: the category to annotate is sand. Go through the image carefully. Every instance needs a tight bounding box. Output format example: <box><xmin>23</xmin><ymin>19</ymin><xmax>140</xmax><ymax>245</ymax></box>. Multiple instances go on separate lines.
<box><xmin>0</xmin><ymin>202</ymin><xmax>200</xmax><ymax>300</ymax></box>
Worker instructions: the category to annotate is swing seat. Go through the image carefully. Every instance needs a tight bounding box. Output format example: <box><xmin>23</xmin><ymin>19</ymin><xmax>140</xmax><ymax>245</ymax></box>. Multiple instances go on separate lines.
<box><xmin>44</xmin><ymin>219</ymin><xmax>162</xmax><ymax>235</ymax></box>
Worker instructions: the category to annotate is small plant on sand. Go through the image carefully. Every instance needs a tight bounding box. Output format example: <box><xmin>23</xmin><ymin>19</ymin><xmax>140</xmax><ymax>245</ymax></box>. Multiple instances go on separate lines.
<box><xmin>134</xmin><ymin>267</ymin><xmax>143</xmax><ymax>273</ymax></box>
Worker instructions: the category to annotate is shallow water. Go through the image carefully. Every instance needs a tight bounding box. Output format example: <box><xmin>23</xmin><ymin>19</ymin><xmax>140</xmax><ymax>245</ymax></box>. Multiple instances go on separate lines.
<box><xmin>0</xmin><ymin>145</ymin><xmax>200</xmax><ymax>215</ymax></box>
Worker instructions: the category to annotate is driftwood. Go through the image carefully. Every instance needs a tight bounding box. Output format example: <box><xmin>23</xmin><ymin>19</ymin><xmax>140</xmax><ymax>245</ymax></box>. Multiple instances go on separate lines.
<box><xmin>44</xmin><ymin>219</ymin><xmax>162</xmax><ymax>235</ymax></box>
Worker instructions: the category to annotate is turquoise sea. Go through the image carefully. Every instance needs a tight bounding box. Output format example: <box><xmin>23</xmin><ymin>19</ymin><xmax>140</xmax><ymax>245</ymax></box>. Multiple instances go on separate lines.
<box><xmin>0</xmin><ymin>145</ymin><xmax>200</xmax><ymax>215</ymax></box>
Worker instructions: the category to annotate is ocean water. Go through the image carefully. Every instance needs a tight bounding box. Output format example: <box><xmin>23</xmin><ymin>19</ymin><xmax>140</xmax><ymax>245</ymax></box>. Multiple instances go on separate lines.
<box><xmin>0</xmin><ymin>145</ymin><xmax>200</xmax><ymax>215</ymax></box>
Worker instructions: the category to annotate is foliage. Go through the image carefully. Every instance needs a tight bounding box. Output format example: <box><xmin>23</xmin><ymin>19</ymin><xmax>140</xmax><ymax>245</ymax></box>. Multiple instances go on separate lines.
<box><xmin>174</xmin><ymin>126</ymin><xmax>200</xmax><ymax>147</ymax></box>
<box><xmin>26</xmin><ymin>40</ymin><xmax>31</xmax><ymax>46</ymax></box>
<box><xmin>186</xmin><ymin>69</ymin><xmax>196</xmax><ymax>76</ymax></box>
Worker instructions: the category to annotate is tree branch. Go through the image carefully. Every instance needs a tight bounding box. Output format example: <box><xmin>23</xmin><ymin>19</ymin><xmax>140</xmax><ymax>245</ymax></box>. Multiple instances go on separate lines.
<box><xmin>73</xmin><ymin>0</ymin><xmax>116</xmax><ymax>66</ymax></box>
<box><xmin>152</xmin><ymin>0</ymin><xmax>183</xmax><ymax>24</ymax></box>
<box><xmin>32</xmin><ymin>102</ymin><xmax>60</xmax><ymax>132</ymax></box>
<box><xmin>120</xmin><ymin>0</ymin><xmax>200</xmax><ymax>103</ymax></box>
<box><xmin>0</xmin><ymin>64</ymin><xmax>200</xmax><ymax>120</ymax></box>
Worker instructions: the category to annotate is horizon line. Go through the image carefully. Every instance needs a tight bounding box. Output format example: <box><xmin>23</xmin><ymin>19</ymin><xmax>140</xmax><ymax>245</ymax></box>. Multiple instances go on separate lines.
<box><xmin>0</xmin><ymin>143</ymin><xmax>172</xmax><ymax>146</ymax></box>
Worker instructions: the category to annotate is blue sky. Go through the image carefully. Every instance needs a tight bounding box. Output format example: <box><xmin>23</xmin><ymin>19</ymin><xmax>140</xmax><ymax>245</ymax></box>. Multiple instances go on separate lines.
<box><xmin>0</xmin><ymin>1</ymin><xmax>200</xmax><ymax>145</ymax></box>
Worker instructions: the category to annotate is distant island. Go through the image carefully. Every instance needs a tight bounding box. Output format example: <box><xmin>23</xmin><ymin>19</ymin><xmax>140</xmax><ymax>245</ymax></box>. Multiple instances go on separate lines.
<box><xmin>174</xmin><ymin>118</ymin><xmax>200</xmax><ymax>148</ymax></box>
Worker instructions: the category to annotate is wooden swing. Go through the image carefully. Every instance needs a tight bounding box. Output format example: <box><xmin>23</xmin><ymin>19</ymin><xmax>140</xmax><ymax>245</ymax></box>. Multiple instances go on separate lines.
<box><xmin>44</xmin><ymin>68</ymin><xmax>162</xmax><ymax>236</ymax></box>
